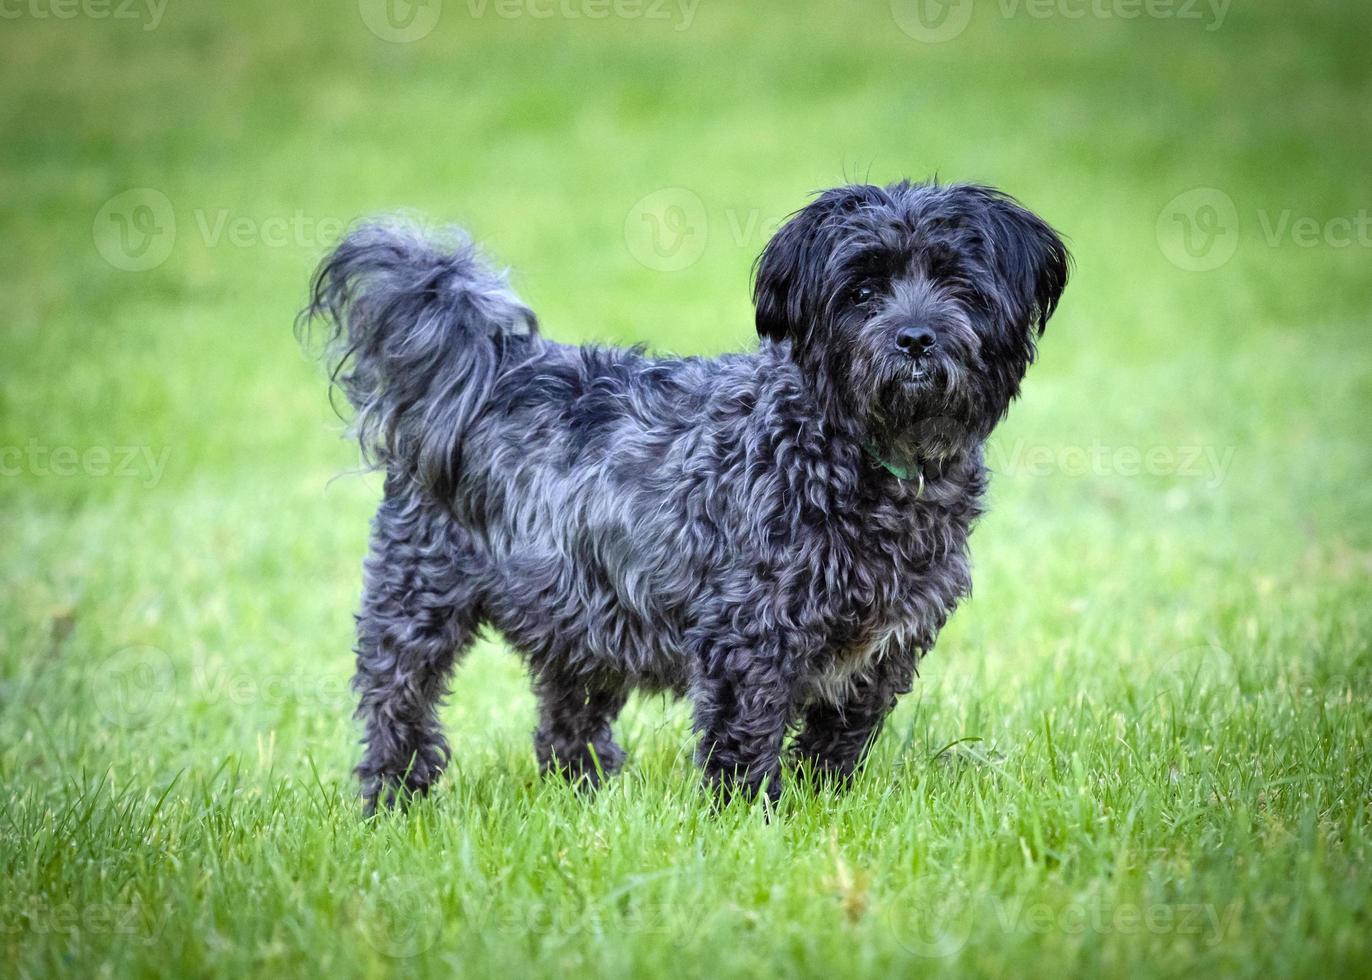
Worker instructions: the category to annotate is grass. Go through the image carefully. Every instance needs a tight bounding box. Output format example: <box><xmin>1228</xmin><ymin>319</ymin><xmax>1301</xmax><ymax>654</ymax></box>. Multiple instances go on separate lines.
<box><xmin>1</xmin><ymin>0</ymin><xmax>1370</xmax><ymax>976</ymax></box>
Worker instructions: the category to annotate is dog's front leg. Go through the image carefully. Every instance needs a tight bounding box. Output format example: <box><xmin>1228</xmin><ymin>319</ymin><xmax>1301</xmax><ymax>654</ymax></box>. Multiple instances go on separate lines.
<box><xmin>790</xmin><ymin>646</ymin><xmax>917</xmax><ymax>786</ymax></box>
<box><xmin>691</xmin><ymin>635</ymin><xmax>802</xmax><ymax>803</ymax></box>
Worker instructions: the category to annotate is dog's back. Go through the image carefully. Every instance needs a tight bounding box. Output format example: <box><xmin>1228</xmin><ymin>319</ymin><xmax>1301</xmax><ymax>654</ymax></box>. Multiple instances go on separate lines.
<box><xmin>300</xmin><ymin>222</ymin><xmax>787</xmax><ymax>684</ymax></box>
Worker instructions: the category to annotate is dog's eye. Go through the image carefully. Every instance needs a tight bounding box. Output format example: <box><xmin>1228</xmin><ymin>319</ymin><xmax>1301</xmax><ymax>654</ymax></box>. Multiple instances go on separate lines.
<box><xmin>850</xmin><ymin>285</ymin><xmax>877</xmax><ymax>305</ymax></box>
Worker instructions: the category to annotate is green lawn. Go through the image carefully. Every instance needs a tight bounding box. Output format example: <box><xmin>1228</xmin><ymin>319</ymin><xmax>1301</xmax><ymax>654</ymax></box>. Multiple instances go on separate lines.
<box><xmin>2</xmin><ymin>0</ymin><xmax>1370</xmax><ymax>976</ymax></box>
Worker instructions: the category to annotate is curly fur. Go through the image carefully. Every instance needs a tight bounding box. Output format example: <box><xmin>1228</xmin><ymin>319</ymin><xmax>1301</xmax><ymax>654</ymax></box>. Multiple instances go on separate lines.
<box><xmin>298</xmin><ymin>181</ymin><xmax>1069</xmax><ymax>812</ymax></box>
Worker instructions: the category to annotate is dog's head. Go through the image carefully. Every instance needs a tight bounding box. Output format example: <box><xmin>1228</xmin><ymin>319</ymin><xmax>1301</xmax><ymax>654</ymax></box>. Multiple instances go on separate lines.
<box><xmin>754</xmin><ymin>181</ymin><xmax>1069</xmax><ymax>463</ymax></box>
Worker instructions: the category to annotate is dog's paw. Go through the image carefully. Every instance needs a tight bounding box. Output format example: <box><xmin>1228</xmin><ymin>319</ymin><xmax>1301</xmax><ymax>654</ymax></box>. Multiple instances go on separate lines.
<box><xmin>704</xmin><ymin>766</ymin><xmax>782</xmax><ymax>810</ymax></box>
<box><xmin>535</xmin><ymin>728</ymin><xmax>626</xmax><ymax>788</ymax></box>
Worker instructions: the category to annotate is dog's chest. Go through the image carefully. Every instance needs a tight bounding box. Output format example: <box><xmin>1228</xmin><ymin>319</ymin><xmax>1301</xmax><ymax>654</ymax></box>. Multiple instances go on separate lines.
<box><xmin>806</xmin><ymin>619</ymin><xmax>918</xmax><ymax>705</ymax></box>
<box><xmin>805</xmin><ymin>488</ymin><xmax>977</xmax><ymax>703</ymax></box>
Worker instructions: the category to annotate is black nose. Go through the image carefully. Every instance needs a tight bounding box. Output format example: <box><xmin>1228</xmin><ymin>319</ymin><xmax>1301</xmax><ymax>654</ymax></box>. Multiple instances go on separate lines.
<box><xmin>895</xmin><ymin>325</ymin><xmax>938</xmax><ymax>357</ymax></box>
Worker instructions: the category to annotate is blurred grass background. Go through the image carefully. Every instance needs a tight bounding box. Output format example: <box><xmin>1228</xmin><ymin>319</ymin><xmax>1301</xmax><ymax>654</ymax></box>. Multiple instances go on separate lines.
<box><xmin>1</xmin><ymin>0</ymin><xmax>1369</xmax><ymax>977</ymax></box>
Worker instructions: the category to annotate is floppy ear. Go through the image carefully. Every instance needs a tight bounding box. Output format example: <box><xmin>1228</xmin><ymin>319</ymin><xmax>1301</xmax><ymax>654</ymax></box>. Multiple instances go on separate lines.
<box><xmin>962</xmin><ymin>185</ymin><xmax>1070</xmax><ymax>336</ymax></box>
<box><xmin>752</xmin><ymin>188</ymin><xmax>857</xmax><ymax>343</ymax></box>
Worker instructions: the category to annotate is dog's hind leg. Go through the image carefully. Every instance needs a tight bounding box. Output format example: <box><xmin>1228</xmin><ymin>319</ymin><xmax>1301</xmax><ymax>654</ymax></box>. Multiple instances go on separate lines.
<box><xmin>532</xmin><ymin>671</ymin><xmax>628</xmax><ymax>787</ymax></box>
<box><xmin>353</xmin><ymin>480</ymin><xmax>484</xmax><ymax>814</ymax></box>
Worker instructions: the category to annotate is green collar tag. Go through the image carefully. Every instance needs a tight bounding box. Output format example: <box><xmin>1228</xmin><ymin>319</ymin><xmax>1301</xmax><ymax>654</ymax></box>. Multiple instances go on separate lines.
<box><xmin>863</xmin><ymin>444</ymin><xmax>926</xmax><ymax>497</ymax></box>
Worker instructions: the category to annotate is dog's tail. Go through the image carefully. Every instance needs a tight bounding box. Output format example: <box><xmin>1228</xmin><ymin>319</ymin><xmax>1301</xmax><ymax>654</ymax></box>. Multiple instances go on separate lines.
<box><xmin>298</xmin><ymin>220</ymin><xmax>538</xmax><ymax>499</ymax></box>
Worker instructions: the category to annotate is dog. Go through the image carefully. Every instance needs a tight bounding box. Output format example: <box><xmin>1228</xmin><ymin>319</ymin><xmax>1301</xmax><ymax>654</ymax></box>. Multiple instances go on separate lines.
<box><xmin>299</xmin><ymin>180</ymin><xmax>1069</xmax><ymax>812</ymax></box>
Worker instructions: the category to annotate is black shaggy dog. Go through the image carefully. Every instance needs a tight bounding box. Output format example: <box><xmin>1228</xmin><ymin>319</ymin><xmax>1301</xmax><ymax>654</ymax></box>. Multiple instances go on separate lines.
<box><xmin>300</xmin><ymin>181</ymin><xmax>1068</xmax><ymax>813</ymax></box>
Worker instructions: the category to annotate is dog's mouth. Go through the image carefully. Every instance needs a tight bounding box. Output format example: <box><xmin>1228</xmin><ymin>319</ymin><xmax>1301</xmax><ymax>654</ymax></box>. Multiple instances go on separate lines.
<box><xmin>869</xmin><ymin>355</ymin><xmax>982</xmax><ymax>454</ymax></box>
<box><xmin>901</xmin><ymin>356</ymin><xmax>953</xmax><ymax>389</ymax></box>
<box><xmin>878</xmin><ymin>363</ymin><xmax>945</xmax><ymax>408</ymax></box>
